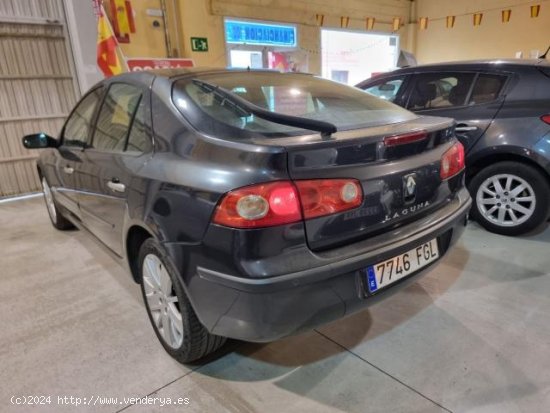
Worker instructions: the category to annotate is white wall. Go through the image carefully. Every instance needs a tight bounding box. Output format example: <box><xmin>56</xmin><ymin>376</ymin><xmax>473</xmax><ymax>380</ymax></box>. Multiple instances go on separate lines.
<box><xmin>63</xmin><ymin>0</ymin><xmax>103</xmax><ymax>94</ymax></box>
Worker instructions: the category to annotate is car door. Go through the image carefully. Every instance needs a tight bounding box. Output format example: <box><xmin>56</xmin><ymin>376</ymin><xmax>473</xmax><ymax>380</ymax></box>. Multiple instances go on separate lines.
<box><xmin>405</xmin><ymin>72</ymin><xmax>509</xmax><ymax>152</ymax></box>
<box><xmin>76</xmin><ymin>82</ymin><xmax>153</xmax><ymax>256</ymax></box>
<box><xmin>54</xmin><ymin>87</ymin><xmax>105</xmax><ymax>218</ymax></box>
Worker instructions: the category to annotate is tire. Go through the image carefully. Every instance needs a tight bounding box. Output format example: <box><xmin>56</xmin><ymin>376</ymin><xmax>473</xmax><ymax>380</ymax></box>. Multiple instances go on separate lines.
<box><xmin>41</xmin><ymin>176</ymin><xmax>74</xmax><ymax>230</ymax></box>
<box><xmin>138</xmin><ymin>238</ymin><xmax>226</xmax><ymax>363</ymax></box>
<box><xmin>469</xmin><ymin>161</ymin><xmax>550</xmax><ymax>236</ymax></box>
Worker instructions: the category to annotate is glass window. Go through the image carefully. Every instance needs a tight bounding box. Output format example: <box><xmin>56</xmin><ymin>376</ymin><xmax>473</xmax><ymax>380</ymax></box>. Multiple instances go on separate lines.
<box><xmin>407</xmin><ymin>73</ymin><xmax>476</xmax><ymax>111</ymax></box>
<box><xmin>92</xmin><ymin>84</ymin><xmax>142</xmax><ymax>152</ymax></box>
<box><xmin>126</xmin><ymin>99</ymin><xmax>152</xmax><ymax>153</ymax></box>
<box><xmin>63</xmin><ymin>87</ymin><xmax>103</xmax><ymax>147</ymax></box>
<box><xmin>469</xmin><ymin>74</ymin><xmax>507</xmax><ymax>104</ymax></box>
<box><xmin>363</xmin><ymin>77</ymin><xmax>406</xmax><ymax>102</ymax></box>
<box><xmin>174</xmin><ymin>73</ymin><xmax>416</xmax><ymax>137</ymax></box>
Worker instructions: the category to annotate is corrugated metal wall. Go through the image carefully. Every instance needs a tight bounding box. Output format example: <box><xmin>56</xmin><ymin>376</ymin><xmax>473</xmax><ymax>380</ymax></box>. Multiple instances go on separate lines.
<box><xmin>0</xmin><ymin>0</ymin><xmax>79</xmax><ymax>197</ymax></box>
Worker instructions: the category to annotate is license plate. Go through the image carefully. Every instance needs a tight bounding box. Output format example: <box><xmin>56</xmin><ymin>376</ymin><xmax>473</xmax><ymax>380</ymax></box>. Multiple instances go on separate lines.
<box><xmin>366</xmin><ymin>239</ymin><xmax>439</xmax><ymax>293</ymax></box>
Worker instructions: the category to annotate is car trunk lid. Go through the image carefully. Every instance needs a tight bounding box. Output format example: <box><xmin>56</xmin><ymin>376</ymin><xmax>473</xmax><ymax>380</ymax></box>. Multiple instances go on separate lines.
<box><xmin>284</xmin><ymin>116</ymin><xmax>461</xmax><ymax>251</ymax></box>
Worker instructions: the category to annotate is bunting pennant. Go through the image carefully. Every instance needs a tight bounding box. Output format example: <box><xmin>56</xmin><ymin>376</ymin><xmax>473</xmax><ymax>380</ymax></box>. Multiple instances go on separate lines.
<box><xmin>531</xmin><ymin>5</ymin><xmax>541</xmax><ymax>17</ymax></box>
<box><xmin>419</xmin><ymin>17</ymin><xmax>429</xmax><ymax>30</ymax></box>
<box><xmin>502</xmin><ymin>9</ymin><xmax>512</xmax><ymax>23</ymax></box>
<box><xmin>473</xmin><ymin>13</ymin><xmax>483</xmax><ymax>26</ymax></box>
<box><xmin>392</xmin><ymin>17</ymin><xmax>402</xmax><ymax>31</ymax></box>
<box><xmin>340</xmin><ymin>16</ymin><xmax>350</xmax><ymax>28</ymax></box>
<box><xmin>446</xmin><ymin>16</ymin><xmax>455</xmax><ymax>28</ymax></box>
<box><xmin>366</xmin><ymin>17</ymin><xmax>375</xmax><ymax>30</ymax></box>
<box><xmin>315</xmin><ymin>13</ymin><xmax>324</xmax><ymax>26</ymax></box>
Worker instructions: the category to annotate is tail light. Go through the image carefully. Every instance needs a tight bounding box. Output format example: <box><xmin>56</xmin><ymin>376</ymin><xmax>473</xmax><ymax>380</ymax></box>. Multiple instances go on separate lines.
<box><xmin>212</xmin><ymin>181</ymin><xmax>301</xmax><ymax>228</ymax></box>
<box><xmin>541</xmin><ymin>114</ymin><xmax>550</xmax><ymax>125</ymax></box>
<box><xmin>212</xmin><ymin>179</ymin><xmax>363</xmax><ymax>228</ymax></box>
<box><xmin>384</xmin><ymin>131</ymin><xmax>427</xmax><ymax>147</ymax></box>
<box><xmin>440</xmin><ymin>142</ymin><xmax>465</xmax><ymax>180</ymax></box>
<box><xmin>294</xmin><ymin>179</ymin><xmax>362</xmax><ymax>219</ymax></box>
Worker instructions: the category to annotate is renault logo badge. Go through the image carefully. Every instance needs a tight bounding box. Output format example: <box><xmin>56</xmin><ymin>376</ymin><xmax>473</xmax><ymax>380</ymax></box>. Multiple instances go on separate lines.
<box><xmin>403</xmin><ymin>173</ymin><xmax>417</xmax><ymax>202</ymax></box>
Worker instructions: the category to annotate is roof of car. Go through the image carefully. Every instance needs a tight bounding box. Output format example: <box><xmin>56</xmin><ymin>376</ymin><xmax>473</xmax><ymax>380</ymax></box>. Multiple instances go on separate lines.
<box><xmin>354</xmin><ymin>59</ymin><xmax>549</xmax><ymax>86</ymax></box>
<box><xmin>410</xmin><ymin>58</ymin><xmax>548</xmax><ymax>68</ymax></box>
<box><xmin>101</xmin><ymin>67</ymin><xmax>296</xmax><ymax>89</ymax></box>
<box><xmin>147</xmin><ymin>67</ymin><xmax>296</xmax><ymax>79</ymax></box>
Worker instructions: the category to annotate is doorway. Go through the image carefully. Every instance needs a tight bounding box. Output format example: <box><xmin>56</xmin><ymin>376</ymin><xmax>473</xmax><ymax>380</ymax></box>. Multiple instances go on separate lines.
<box><xmin>321</xmin><ymin>29</ymin><xmax>399</xmax><ymax>85</ymax></box>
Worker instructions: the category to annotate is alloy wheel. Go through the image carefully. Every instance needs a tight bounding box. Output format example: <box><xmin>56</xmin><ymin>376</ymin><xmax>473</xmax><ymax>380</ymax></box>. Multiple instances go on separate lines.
<box><xmin>476</xmin><ymin>174</ymin><xmax>536</xmax><ymax>227</ymax></box>
<box><xmin>142</xmin><ymin>254</ymin><xmax>184</xmax><ymax>349</ymax></box>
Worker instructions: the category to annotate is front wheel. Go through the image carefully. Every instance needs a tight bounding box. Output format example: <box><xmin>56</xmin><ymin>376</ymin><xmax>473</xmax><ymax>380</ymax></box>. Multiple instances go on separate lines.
<box><xmin>138</xmin><ymin>239</ymin><xmax>226</xmax><ymax>363</ymax></box>
<box><xmin>469</xmin><ymin>161</ymin><xmax>550</xmax><ymax>236</ymax></box>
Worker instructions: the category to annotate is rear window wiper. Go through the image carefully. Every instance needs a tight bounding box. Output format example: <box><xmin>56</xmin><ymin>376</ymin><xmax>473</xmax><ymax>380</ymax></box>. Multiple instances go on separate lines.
<box><xmin>192</xmin><ymin>79</ymin><xmax>337</xmax><ymax>137</ymax></box>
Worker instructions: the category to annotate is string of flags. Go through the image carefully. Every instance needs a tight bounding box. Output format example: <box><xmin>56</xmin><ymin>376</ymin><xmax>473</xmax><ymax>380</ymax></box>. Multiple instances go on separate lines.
<box><xmin>314</xmin><ymin>2</ymin><xmax>545</xmax><ymax>31</ymax></box>
<box><xmin>418</xmin><ymin>4</ymin><xmax>543</xmax><ymax>30</ymax></box>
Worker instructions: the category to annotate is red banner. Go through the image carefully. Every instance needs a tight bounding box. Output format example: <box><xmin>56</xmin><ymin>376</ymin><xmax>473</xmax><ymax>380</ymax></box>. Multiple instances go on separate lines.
<box><xmin>126</xmin><ymin>58</ymin><xmax>195</xmax><ymax>71</ymax></box>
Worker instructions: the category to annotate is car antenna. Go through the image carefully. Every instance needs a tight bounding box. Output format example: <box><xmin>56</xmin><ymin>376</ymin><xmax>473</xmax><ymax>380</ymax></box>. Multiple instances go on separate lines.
<box><xmin>540</xmin><ymin>45</ymin><xmax>550</xmax><ymax>59</ymax></box>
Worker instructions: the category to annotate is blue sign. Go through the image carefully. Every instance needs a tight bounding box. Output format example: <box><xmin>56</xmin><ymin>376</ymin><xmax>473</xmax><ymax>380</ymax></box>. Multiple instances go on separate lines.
<box><xmin>225</xmin><ymin>20</ymin><xmax>296</xmax><ymax>47</ymax></box>
<box><xmin>366</xmin><ymin>266</ymin><xmax>378</xmax><ymax>292</ymax></box>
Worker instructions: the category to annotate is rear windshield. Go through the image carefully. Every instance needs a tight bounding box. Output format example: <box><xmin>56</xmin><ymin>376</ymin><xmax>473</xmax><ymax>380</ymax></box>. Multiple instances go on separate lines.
<box><xmin>173</xmin><ymin>72</ymin><xmax>416</xmax><ymax>137</ymax></box>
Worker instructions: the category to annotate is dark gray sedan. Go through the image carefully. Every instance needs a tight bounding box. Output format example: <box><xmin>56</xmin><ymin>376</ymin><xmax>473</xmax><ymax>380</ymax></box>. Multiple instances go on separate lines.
<box><xmin>358</xmin><ymin>59</ymin><xmax>550</xmax><ymax>236</ymax></box>
<box><xmin>23</xmin><ymin>69</ymin><xmax>470</xmax><ymax>362</ymax></box>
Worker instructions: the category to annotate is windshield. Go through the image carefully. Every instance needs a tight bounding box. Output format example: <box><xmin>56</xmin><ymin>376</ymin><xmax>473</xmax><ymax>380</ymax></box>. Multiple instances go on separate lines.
<box><xmin>173</xmin><ymin>72</ymin><xmax>416</xmax><ymax>137</ymax></box>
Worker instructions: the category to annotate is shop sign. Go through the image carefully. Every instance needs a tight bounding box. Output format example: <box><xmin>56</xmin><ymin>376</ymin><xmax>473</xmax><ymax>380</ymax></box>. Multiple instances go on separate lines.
<box><xmin>126</xmin><ymin>58</ymin><xmax>195</xmax><ymax>71</ymax></box>
<box><xmin>225</xmin><ymin>20</ymin><xmax>296</xmax><ymax>47</ymax></box>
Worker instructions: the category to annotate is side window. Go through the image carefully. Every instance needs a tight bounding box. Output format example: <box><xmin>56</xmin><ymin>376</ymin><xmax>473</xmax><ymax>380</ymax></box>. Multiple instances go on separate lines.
<box><xmin>363</xmin><ymin>77</ymin><xmax>406</xmax><ymax>102</ymax></box>
<box><xmin>63</xmin><ymin>87</ymin><xmax>104</xmax><ymax>147</ymax></box>
<box><xmin>92</xmin><ymin>83</ymin><xmax>142</xmax><ymax>152</ymax></box>
<box><xmin>407</xmin><ymin>73</ymin><xmax>476</xmax><ymax>111</ymax></box>
<box><xmin>469</xmin><ymin>74</ymin><xmax>507</xmax><ymax>105</ymax></box>
<box><xmin>126</xmin><ymin>99</ymin><xmax>153</xmax><ymax>153</ymax></box>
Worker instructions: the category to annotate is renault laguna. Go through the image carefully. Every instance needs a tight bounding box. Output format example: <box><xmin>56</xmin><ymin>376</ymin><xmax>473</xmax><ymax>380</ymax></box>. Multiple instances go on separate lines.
<box><xmin>22</xmin><ymin>69</ymin><xmax>471</xmax><ymax>362</ymax></box>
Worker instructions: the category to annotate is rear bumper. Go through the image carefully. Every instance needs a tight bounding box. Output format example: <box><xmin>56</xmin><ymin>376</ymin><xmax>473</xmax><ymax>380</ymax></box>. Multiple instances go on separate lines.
<box><xmin>166</xmin><ymin>188</ymin><xmax>471</xmax><ymax>342</ymax></box>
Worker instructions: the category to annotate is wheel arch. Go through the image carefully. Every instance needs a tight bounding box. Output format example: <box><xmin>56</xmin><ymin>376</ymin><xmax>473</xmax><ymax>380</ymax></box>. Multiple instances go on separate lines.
<box><xmin>126</xmin><ymin>225</ymin><xmax>154</xmax><ymax>283</ymax></box>
<box><xmin>466</xmin><ymin>149</ymin><xmax>550</xmax><ymax>187</ymax></box>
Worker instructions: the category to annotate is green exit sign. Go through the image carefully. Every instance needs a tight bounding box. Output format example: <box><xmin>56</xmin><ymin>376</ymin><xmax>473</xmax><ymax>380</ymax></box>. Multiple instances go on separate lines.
<box><xmin>191</xmin><ymin>37</ymin><xmax>208</xmax><ymax>52</ymax></box>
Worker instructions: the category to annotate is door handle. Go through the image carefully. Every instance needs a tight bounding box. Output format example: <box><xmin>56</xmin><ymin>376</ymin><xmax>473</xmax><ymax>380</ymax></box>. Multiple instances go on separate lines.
<box><xmin>455</xmin><ymin>125</ymin><xmax>478</xmax><ymax>132</ymax></box>
<box><xmin>107</xmin><ymin>180</ymin><xmax>126</xmax><ymax>193</ymax></box>
<box><xmin>63</xmin><ymin>166</ymin><xmax>74</xmax><ymax>174</ymax></box>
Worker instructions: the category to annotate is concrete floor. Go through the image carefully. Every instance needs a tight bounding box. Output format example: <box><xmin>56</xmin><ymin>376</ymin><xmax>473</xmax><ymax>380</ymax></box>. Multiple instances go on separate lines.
<box><xmin>1</xmin><ymin>196</ymin><xmax>550</xmax><ymax>413</ymax></box>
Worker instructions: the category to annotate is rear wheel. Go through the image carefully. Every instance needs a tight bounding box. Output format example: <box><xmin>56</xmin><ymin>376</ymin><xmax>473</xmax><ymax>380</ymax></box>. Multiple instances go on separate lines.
<box><xmin>469</xmin><ymin>161</ymin><xmax>550</xmax><ymax>236</ymax></box>
<box><xmin>138</xmin><ymin>239</ymin><xmax>226</xmax><ymax>363</ymax></box>
<box><xmin>41</xmin><ymin>176</ymin><xmax>74</xmax><ymax>230</ymax></box>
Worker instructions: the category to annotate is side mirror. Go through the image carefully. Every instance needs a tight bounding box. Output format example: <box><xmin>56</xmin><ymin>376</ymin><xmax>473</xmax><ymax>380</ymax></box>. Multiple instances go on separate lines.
<box><xmin>22</xmin><ymin>133</ymin><xmax>58</xmax><ymax>149</ymax></box>
<box><xmin>379</xmin><ymin>83</ymin><xmax>396</xmax><ymax>92</ymax></box>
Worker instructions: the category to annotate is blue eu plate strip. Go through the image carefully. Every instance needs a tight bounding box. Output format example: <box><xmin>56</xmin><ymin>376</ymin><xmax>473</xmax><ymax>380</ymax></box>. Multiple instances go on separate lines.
<box><xmin>366</xmin><ymin>266</ymin><xmax>378</xmax><ymax>293</ymax></box>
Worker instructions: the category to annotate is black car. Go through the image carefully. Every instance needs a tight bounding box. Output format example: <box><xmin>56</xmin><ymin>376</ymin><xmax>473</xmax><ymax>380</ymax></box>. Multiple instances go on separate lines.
<box><xmin>358</xmin><ymin>59</ymin><xmax>550</xmax><ymax>236</ymax></box>
<box><xmin>23</xmin><ymin>69</ymin><xmax>470</xmax><ymax>362</ymax></box>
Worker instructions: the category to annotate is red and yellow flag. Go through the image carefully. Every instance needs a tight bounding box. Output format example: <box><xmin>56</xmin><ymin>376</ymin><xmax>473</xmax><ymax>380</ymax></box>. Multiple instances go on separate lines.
<box><xmin>93</xmin><ymin>0</ymin><xmax>124</xmax><ymax>77</ymax></box>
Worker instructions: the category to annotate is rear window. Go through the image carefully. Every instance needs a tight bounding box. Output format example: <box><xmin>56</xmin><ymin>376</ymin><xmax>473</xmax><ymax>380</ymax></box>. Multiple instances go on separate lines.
<box><xmin>469</xmin><ymin>74</ymin><xmax>507</xmax><ymax>104</ymax></box>
<box><xmin>173</xmin><ymin>73</ymin><xmax>416</xmax><ymax>137</ymax></box>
